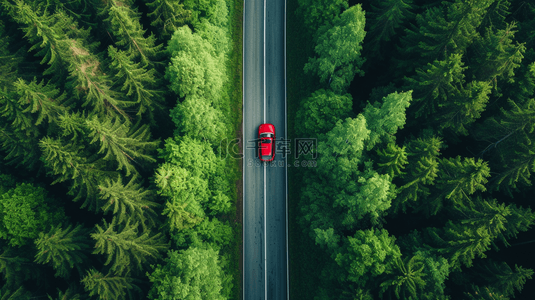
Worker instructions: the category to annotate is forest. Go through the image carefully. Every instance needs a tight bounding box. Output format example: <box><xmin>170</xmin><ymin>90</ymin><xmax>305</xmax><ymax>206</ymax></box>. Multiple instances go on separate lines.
<box><xmin>288</xmin><ymin>0</ymin><xmax>535</xmax><ymax>299</ymax></box>
<box><xmin>0</xmin><ymin>0</ymin><xmax>243</xmax><ymax>298</ymax></box>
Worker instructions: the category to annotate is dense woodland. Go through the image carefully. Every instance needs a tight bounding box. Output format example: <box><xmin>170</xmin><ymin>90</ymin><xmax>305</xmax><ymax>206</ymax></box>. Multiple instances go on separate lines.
<box><xmin>0</xmin><ymin>0</ymin><xmax>242</xmax><ymax>298</ymax></box>
<box><xmin>289</xmin><ymin>0</ymin><xmax>535</xmax><ymax>299</ymax></box>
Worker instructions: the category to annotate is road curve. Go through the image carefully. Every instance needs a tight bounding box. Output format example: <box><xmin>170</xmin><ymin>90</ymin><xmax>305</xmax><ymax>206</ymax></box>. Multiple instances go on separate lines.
<box><xmin>243</xmin><ymin>0</ymin><xmax>287</xmax><ymax>298</ymax></box>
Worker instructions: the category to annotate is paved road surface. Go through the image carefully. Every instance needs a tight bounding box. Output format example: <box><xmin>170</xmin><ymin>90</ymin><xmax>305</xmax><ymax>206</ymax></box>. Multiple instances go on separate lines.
<box><xmin>243</xmin><ymin>0</ymin><xmax>287</xmax><ymax>298</ymax></box>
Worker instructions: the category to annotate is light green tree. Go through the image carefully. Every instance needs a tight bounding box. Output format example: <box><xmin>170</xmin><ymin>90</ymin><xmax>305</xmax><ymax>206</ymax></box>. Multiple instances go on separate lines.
<box><xmin>81</xmin><ymin>269</ymin><xmax>139</xmax><ymax>300</ymax></box>
<box><xmin>304</xmin><ymin>4</ymin><xmax>367</xmax><ymax>93</ymax></box>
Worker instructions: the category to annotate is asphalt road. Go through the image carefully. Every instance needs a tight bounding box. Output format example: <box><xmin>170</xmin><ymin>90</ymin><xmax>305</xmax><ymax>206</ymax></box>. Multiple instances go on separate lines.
<box><xmin>243</xmin><ymin>0</ymin><xmax>287</xmax><ymax>298</ymax></box>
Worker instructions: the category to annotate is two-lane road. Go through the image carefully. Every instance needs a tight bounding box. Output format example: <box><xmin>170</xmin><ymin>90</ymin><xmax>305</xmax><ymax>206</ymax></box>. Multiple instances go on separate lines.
<box><xmin>243</xmin><ymin>0</ymin><xmax>287</xmax><ymax>298</ymax></box>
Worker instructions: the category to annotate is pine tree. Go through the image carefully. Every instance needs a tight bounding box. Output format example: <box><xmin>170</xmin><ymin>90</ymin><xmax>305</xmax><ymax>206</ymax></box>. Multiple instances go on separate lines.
<box><xmin>469</xmin><ymin>22</ymin><xmax>525</xmax><ymax>85</ymax></box>
<box><xmin>404</xmin><ymin>53</ymin><xmax>467</xmax><ymax>120</ymax></box>
<box><xmin>145</xmin><ymin>0</ymin><xmax>192</xmax><ymax>39</ymax></box>
<box><xmin>397</xmin><ymin>0</ymin><xmax>495</xmax><ymax>73</ymax></box>
<box><xmin>81</xmin><ymin>269</ymin><xmax>139</xmax><ymax>300</ymax></box>
<box><xmin>0</xmin><ymin>286</ymin><xmax>32</xmax><ymax>300</ymax></box>
<box><xmin>39</xmin><ymin>136</ymin><xmax>119</xmax><ymax>211</ymax></box>
<box><xmin>34</xmin><ymin>223</ymin><xmax>91</xmax><ymax>278</ymax></box>
<box><xmin>416</xmin><ymin>156</ymin><xmax>490</xmax><ymax>216</ymax></box>
<box><xmin>108</xmin><ymin>46</ymin><xmax>165</xmax><ymax>124</ymax></box>
<box><xmin>86</xmin><ymin>115</ymin><xmax>159</xmax><ymax>176</ymax></box>
<box><xmin>91</xmin><ymin>217</ymin><xmax>168</xmax><ymax>274</ymax></box>
<box><xmin>479</xmin><ymin>0</ymin><xmax>511</xmax><ymax>31</ymax></box>
<box><xmin>474</xmin><ymin>259</ymin><xmax>533</xmax><ymax>297</ymax></box>
<box><xmin>379</xmin><ymin>255</ymin><xmax>427</xmax><ymax>299</ymax></box>
<box><xmin>365</xmin><ymin>0</ymin><xmax>415</xmax><ymax>60</ymax></box>
<box><xmin>13</xmin><ymin>77</ymin><xmax>67</xmax><ymax>126</ymax></box>
<box><xmin>47</xmin><ymin>287</ymin><xmax>83</xmax><ymax>300</ymax></box>
<box><xmin>376</xmin><ymin>142</ymin><xmax>408</xmax><ymax>180</ymax></box>
<box><xmin>393</xmin><ymin>133</ymin><xmax>442</xmax><ymax>213</ymax></box>
<box><xmin>0</xmin><ymin>20</ymin><xmax>22</xmax><ymax>88</ymax></box>
<box><xmin>0</xmin><ymin>246</ymin><xmax>35</xmax><ymax>289</ymax></box>
<box><xmin>426</xmin><ymin>221</ymin><xmax>494</xmax><ymax>270</ymax></box>
<box><xmin>465</xmin><ymin>285</ymin><xmax>509</xmax><ymax>300</ymax></box>
<box><xmin>98</xmin><ymin>175</ymin><xmax>159</xmax><ymax>230</ymax></box>
<box><xmin>99</xmin><ymin>0</ymin><xmax>163</xmax><ymax>65</ymax></box>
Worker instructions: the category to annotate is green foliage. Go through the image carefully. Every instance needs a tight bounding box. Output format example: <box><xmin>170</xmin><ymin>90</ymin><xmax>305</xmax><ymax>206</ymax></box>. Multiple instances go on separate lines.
<box><xmin>34</xmin><ymin>223</ymin><xmax>91</xmax><ymax>278</ymax></box>
<box><xmin>0</xmin><ymin>245</ymin><xmax>38</xmax><ymax>289</ymax></box>
<box><xmin>98</xmin><ymin>175</ymin><xmax>159</xmax><ymax>230</ymax></box>
<box><xmin>362</xmin><ymin>90</ymin><xmax>412</xmax><ymax>150</ymax></box>
<box><xmin>91</xmin><ymin>217</ymin><xmax>168</xmax><ymax>274</ymax></box>
<box><xmin>148</xmin><ymin>247</ymin><xmax>229</xmax><ymax>300</ymax></box>
<box><xmin>379</xmin><ymin>255</ymin><xmax>427</xmax><ymax>299</ymax></box>
<box><xmin>100</xmin><ymin>0</ymin><xmax>163</xmax><ymax>65</ymax></box>
<box><xmin>335</xmin><ymin>229</ymin><xmax>401</xmax><ymax>285</ymax></box>
<box><xmin>166</xmin><ymin>25</ymin><xmax>223</xmax><ymax>99</ymax></box>
<box><xmin>377</xmin><ymin>142</ymin><xmax>408</xmax><ymax>179</ymax></box>
<box><xmin>474</xmin><ymin>259</ymin><xmax>533</xmax><ymax>298</ymax></box>
<box><xmin>304</xmin><ymin>4</ymin><xmax>367</xmax><ymax>93</ymax></box>
<box><xmin>13</xmin><ymin>77</ymin><xmax>66</xmax><ymax>126</ymax></box>
<box><xmin>294</xmin><ymin>89</ymin><xmax>353</xmax><ymax>137</ymax></box>
<box><xmin>365</xmin><ymin>0</ymin><xmax>415</xmax><ymax>59</ymax></box>
<box><xmin>145</xmin><ymin>0</ymin><xmax>192</xmax><ymax>38</ymax></box>
<box><xmin>81</xmin><ymin>269</ymin><xmax>139</xmax><ymax>300</ymax></box>
<box><xmin>108</xmin><ymin>46</ymin><xmax>165</xmax><ymax>124</ymax></box>
<box><xmin>465</xmin><ymin>285</ymin><xmax>509</xmax><ymax>300</ymax></box>
<box><xmin>171</xmin><ymin>218</ymin><xmax>234</xmax><ymax>251</ymax></box>
<box><xmin>0</xmin><ymin>183</ymin><xmax>65</xmax><ymax>247</ymax></box>
<box><xmin>296</xmin><ymin>0</ymin><xmax>348</xmax><ymax>35</ymax></box>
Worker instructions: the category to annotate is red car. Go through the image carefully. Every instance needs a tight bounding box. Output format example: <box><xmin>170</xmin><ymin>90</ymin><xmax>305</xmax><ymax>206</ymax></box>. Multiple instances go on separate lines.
<box><xmin>258</xmin><ymin>123</ymin><xmax>275</xmax><ymax>162</ymax></box>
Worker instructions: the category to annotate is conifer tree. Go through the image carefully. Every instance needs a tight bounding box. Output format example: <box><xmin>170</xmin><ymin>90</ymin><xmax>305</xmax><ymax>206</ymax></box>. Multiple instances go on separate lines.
<box><xmin>426</xmin><ymin>221</ymin><xmax>494</xmax><ymax>270</ymax></box>
<box><xmin>86</xmin><ymin>115</ymin><xmax>159</xmax><ymax>176</ymax></box>
<box><xmin>404</xmin><ymin>53</ymin><xmax>467</xmax><ymax>120</ymax></box>
<box><xmin>474</xmin><ymin>259</ymin><xmax>533</xmax><ymax>298</ymax></box>
<box><xmin>91</xmin><ymin>217</ymin><xmax>168</xmax><ymax>274</ymax></box>
<box><xmin>479</xmin><ymin>0</ymin><xmax>511</xmax><ymax>31</ymax></box>
<box><xmin>304</xmin><ymin>4</ymin><xmax>366</xmax><ymax>93</ymax></box>
<box><xmin>376</xmin><ymin>142</ymin><xmax>408</xmax><ymax>179</ymax></box>
<box><xmin>0</xmin><ymin>21</ymin><xmax>21</xmax><ymax>88</ymax></box>
<box><xmin>98</xmin><ymin>175</ymin><xmax>159</xmax><ymax>230</ymax></box>
<box><xmin>0</xmin><ymin>286</ymin><xmax>32</xmax><ymax>300</ymax></box>
<box><xmin>0</xmin><ymin>246</ymin><xmax>36</xmax><ymax>289</ymax></box>
<box><xmin>34</xmin><ymin>223</ymin><xmax>91</xmax><ymax>278</ymax></box>
<box><xmin>81</xmin><ymin>269</ymin><xmax>139</xmax><ymax>300</ymax></box>
<box><xmin>13</xmin><ymin>77</ymin><xmax>67</xmax><ymax>126</ymax></box>
<box><xmin>39</xmin><ymin>136</ymin><xmax>119</xmax><ymax>211</ymax></box>
<box><xmin>417</xmin><ymin>156</ymin><xmax>490</xmax><ymax>216</ymax></box>
<box><xmin>145</xmin><ymin>0</ymin><xmax>192</xmax><ymax>38</ymax></box>
<box><xmin>465</xmin><ymin>285</ymin><xmax>508</xmax><ymax>300</ymax></box>
<box><xmin>469</xmin><ymin>22</ymin><xmax>525</xmax><ymax>85</ymax></box>
<box><xmin>108</xmin><ymin>46</ymin><xmax>165</xmax><ymax>124</ymax></box>
<box><xmin>47</xmin><ymin>287</ymin><xmax>83</xmax><ymax>300</ymax></box>
<box><xmin>397</xmin><ymin>0</ymin><xmax>495</xmax><ymax>73</ymax></box>
<box><xmin>379</xmin><ymin>255</ymin><xmax>427</xmax><ymax>299</ymax></box>
<box><xmin>296</xmin><ymin>0</ymin><xmax>348</xmax><ymax>35</ymax></box>
<box><xmin>99</xmin><ymin>0</ymin><xmax>163</xmax><ymax>65</ymax></box>
<box><xmin>393</xmin><ymin>133</ymin><xmax>442</xmax><ymax>213</ymax></box>
<box><xmin>365</xmin><ymin>0</ymin><xmax>415</xmax><ymax>59</ymax></box>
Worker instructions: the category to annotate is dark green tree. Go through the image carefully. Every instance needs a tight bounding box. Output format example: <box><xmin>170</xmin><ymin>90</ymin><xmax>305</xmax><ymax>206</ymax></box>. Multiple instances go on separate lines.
<box><xmin>34</xmin><ymin>223</ymin><xmax>91</xmax><ymax>278</ymax></box>
<box><xmin>145</xmin><ymin>0</ymin><xmax>192</xmax><ymax>38</ymax></box>
<box><xmin>474</xmin><ymin>259</ymin><xmax>533</xmax><ymax>298</ymax></box>
<box><xmin>81</xmin><ymin>269</ymin><xmax>139</xmax><ymax>300</ymax></box>
<box><xmin>91</xmin><ymin>217</ymin><xmax>168</xmax><ymax>274</ymax></box>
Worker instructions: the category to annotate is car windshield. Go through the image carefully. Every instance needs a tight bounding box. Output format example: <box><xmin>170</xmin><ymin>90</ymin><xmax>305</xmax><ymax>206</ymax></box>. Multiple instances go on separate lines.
<box><xmin>262</xmin><ymin>139</ymin><xmax>272</xmax><ymax>144</ymax></box>
<box><xmin>260</xmin><ymin>133</ymin><xmax>273</xmax><ymax>138</ymax></box>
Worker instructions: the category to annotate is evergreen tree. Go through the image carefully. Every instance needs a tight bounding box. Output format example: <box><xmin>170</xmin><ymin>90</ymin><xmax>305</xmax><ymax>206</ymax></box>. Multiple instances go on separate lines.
<box><xmin>397</xmin><ymin>0</ymin><xmax>495</xmax><ymax>74</ymax></box>
<box><xmin>86</xmin><ymin>115</ymin><xmax>159</xmax><ymax>176</ymax></box>
<box><xmin>47</xmin><ymin>287</ymin><xmax>83</xmax><ymax>300</ymax></box>
<box><xmin>304</xmin><ymin>4</ymin><xmax>367</xmax><ymax>93</ymax></box>
<box><xmin>379</xmin><ymin>255</ymin><xmax>427</xmax><ymax>299</ymax></box>
<box><xmin>0</xmin><ymin>21</ymin><xmax>21</xmax><ymax>88</ymax></box>
<box><xmin>469</xmin><ymin>22</ymin><xmax>525</xmax><ymax>85</ymax></box>
<box><xmin>365</xmin><ymin>0</ymin><xmax>415</xmax><ymax>60</ymax></box>
<box><xmin>99</xmin><ymin>0</ymin><xmax>163</xmax><ymax>65</ymax></box>
<box><xmin>0</xmin><ymin>286</ymin><xmax>32</xmax><ymax>300</ymax></box>
<box><xmin>145</xmin><ymin>0</ymin><xmax>192</xmax><ymax>39</ymax></box>
<box><xmin>91</xmin><ymin>217</ymin><xmax>168</xmax><ymax>274</ymax></box>
<box><xmin>34</xmin><ymin>223</ymin><xmax>91</xmax><ymax>278</ymax></box>
<box><xmin>404</xmin><ymin>53</ymin><xmax>467</xmax><ymax>120</ymax></box>
<box><xmin>465</xmin><ymin>285</ymin><xmax>509</xmax><ymax>300</ymax></box>
<box><xmin>108</xmin><ymin>46</ymin><xmax>165</xmax><ymax>124</ymax></box>
<box><xmin>393</xmin><ymin>133</ymin><xmax>442</xmax><ymax>213</ymax></box>
<box><xmin>98</xmin><ymin>175</ymin><xmax>159</xmax><ymax>229</ymax></box>
<box><xmin>416</xmin><ymin>156</ymin><xmax>490</xmax><ymax>216</ymax></box>
<box><xmin>479</xmin><ymin>0</ymin><xmax>511</xmax><ymax>31</ymax></box>
<box><xmin>472</xmin><ymin>259</ymin><xmax>533</xmax><ymax>298</ymax></box>
<box><xmin>81</xmin><ymin>269</ymin><xmax>139</xmax><ymax>300</ymax></box>
<box><xmin>0</xmin><ymin>245</ymin><xmax>36</xmax><ymax>289</ymax></box>
<box><xmin>376</xmin><ymin>142</ymin><xmax>408</xmax><ymax>180</ymax></box>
